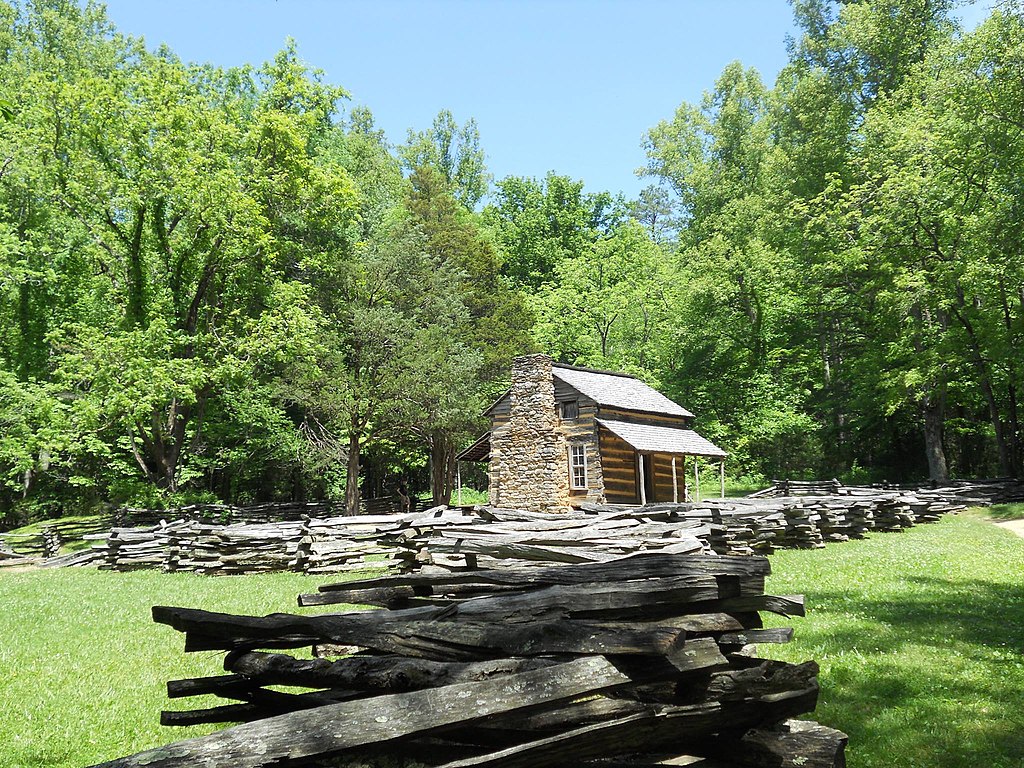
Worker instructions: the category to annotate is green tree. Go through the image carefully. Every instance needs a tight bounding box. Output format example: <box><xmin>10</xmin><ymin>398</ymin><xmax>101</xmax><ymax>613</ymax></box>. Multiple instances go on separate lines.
<box><xmin>400</xmin><ymin>109</ymin><xmax>491</xmax><ymax>210</ymax></box>
<box><xmin>406</xmin><ymin>165</ymin><xmax>533</xmax><ymax>504</ymax></box>
<box><xmin>531</xmin><ymin>219</ymin><xmax>672</xmax><ymax>375</ymax></box>
<box><xmin>0</xmin><ymin>2</ymin><xmax>361</xmax><ymax>509</ymax></box>
<box><xmin>484</xmin><ymin>172</ymin><xmax>625</xmax><ymax>289</ymax></box>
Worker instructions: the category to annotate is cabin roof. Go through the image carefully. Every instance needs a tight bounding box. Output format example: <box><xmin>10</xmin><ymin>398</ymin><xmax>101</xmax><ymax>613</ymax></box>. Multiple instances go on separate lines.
<box><xmin>597</xmin><ymin>418</ymin><xmax>726</xmax><ymax>458</ymax></box>
<box><xmin>552</xmin><ymin>364</ymin><xmax>695</xmax><ymax>418</ymax></box>
<box><xmin>455</xmin><ymin>431</ymin><xmax>491</xmax><ymax>462</ymax></box>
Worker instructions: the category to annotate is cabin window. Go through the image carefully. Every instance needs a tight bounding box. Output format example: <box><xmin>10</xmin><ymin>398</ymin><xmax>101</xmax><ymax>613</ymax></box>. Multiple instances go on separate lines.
<box><xmin>560</xmin><ymin>400</ymin><xmax>579</xmax><ymax>420</ymax></box>
<box><xmin>569</xmin><ymin>443</ymin><xmax>588</xmax><ymax>489</ymax></box>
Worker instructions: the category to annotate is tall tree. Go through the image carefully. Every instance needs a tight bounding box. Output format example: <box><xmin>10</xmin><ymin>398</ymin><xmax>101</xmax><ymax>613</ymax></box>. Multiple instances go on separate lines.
<box><xmin>400</xmin><ymin>109</ymin><xmax>491</xmax><ymax>210</ymax></box>
<box><xmin>484</xmin><ymin>172</ymin><xmax>625</xmax><ymax>289</ymax></box>
<box><xmin>406</xmin><ymin>165</ymin><xmax>533</xmax><ymax>504</ymax></box>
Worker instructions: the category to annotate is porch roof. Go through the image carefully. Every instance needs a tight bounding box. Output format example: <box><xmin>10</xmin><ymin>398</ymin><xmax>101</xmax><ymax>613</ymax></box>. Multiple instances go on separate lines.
<box><xmin>597</xmin><ymin>419</ymin><xmax>726</xmax><ymax>459</ymax></box>
<box><xmin>455</xmin><ymin>431</ymin><xmax>491</xmax><ymax>462</ymax></box>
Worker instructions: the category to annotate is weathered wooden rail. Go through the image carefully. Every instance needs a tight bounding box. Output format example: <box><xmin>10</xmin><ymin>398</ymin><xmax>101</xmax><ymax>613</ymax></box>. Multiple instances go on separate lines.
<box><xmin>89</xmin><ymin>553</ymin><xmax>847</xmax><ymax>768</ymax></box>
<box><xmin>38</xmin><ymin>479</ymin><xmax>1023</xmax><ymax>573</ymax></box>
<box><xmin>116</xmin><ymin>496</ymin><xmax>411</xmax><ymax>527</ymax></box>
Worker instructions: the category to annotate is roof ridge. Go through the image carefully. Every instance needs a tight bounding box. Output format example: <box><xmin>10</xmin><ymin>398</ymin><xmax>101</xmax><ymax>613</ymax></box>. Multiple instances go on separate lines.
<box><xmin>551</xmin><ymin>362</ymin><xmax>638</xmax><ymax>380</ymax></box>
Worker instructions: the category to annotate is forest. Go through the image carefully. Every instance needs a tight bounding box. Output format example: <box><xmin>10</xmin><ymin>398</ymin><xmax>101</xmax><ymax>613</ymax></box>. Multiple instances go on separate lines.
<box><xmin>1</xmin><ymin>0</ymin><xmax>1022</xmax><ymax>522</ymax></box>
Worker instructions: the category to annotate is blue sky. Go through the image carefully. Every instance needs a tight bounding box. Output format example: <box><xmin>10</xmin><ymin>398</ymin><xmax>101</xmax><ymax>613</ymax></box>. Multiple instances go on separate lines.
<box><xmin>98</xmin><ymin>0</ymin><xmax>993</xmax><ymax>202</ymax></box>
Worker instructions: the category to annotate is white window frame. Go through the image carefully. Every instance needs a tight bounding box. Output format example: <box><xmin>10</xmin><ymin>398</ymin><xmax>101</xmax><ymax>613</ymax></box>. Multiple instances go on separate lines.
<box><xmin>568</xmin><ymin>443</ymin><xmax>588</xmax><ymax>490</ymax></box>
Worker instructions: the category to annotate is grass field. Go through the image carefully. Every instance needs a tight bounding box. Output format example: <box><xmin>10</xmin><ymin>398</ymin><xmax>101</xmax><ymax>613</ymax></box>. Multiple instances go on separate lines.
<box><xmin>0</xmin><ymin>569</ymin><xmax>357</xmax><ymax>768</ymax></box>
<box><xmin>1</xmin><ymin>509</ymin><xmax>1022</xmax><ymax>768</ymax></box>
<box><xmin>763</xmin><ymin>509</ymin><xmax>1024</xmax><ymax>768</ymax></box>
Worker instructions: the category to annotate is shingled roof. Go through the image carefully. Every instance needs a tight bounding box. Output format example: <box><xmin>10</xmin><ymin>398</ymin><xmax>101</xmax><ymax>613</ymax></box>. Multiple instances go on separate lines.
<box><xmin>552</xmin><ymin>364</ymin><xmax>695</xmax><ymax>418</ymax></box>
<box><xmin>597</xmin><ymin>419</ymin><xmax>726</xmax><ymax>458</ymax></box>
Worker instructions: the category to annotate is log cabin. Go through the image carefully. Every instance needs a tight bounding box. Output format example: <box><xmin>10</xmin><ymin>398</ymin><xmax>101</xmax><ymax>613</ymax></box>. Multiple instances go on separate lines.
<box><xmin>456</xmin><ymin>354</ymin><xmax>726</xmax><ymax>511</ymax></box>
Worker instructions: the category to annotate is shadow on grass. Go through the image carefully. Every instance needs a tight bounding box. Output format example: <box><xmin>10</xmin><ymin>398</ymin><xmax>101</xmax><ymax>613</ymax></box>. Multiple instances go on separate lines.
<box><xmin>803</xmin><ymin>576</ymin><xmax>1024</xmax><ymax>652</ymax></box>
<box><xmin>3</xmin><ymin>514</ymin><xmax>112</xmax><ymax>555</ymax></box>
<box><xmin>789</xmin><ymin>576</ymin><xmax>1024</xmax><ymax>768</ymax></box>
<box><xmin>988</xmin><ymin>503</ymin><xmax>1024</xmax><ymax>521</ymax></box>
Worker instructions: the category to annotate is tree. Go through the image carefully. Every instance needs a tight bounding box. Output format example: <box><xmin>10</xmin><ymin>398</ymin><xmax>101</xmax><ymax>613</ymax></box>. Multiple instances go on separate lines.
<box><xmin>400</xmin><ymin>109</ymin><xmax>491</xmax><ymax>210</ymax></box>
<box><xmin>406</xmin><ymin>165</ymin><xmax>533</xmax><ymax>504</ymax></box>
<box><xmin>0</xmin><ymin>3</ymin><xmax>361</xmax><ymax>509</ymax></box>
<box><xmin>484</xmin><ymin>173</ymin><xmax>625</xmax><ymax>289</ymax></box>
<box><xmin>531</xmin><ymin>219</ymin><xmax>672</xmax><ymax>375</ymax></box>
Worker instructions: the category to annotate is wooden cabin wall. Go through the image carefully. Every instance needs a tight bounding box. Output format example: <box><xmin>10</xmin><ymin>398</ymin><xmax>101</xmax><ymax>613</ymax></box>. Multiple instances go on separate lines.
<box><xmin>599</xmin><ymin>428</ymin><xmax>639</xmax><ymax>504</ymax></box>
<box><xmin>561</xmin><ymin>403</ymin><xmax>603</xmax><ymax>503</ymax></box>
<box><xmin>488</xmin><ymin>393</ymin><xmax>511</xmax><ymax>429</ymax></box>
<box><xmin>650</xmin><ymin>454</ymin><xmax>683</xmax><ymax>503</ymax></box>
<box><xmin>598</xmin><ymin>407</ymin><xmax>693</xmax><ymax>430</ymax></box>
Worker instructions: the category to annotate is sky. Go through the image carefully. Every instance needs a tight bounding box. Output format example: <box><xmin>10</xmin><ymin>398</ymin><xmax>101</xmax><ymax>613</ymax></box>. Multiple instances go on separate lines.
<box><xmin>98</xmin><ymin>0</ymin><xmax>994</xmax><ymax>202</ymax></box>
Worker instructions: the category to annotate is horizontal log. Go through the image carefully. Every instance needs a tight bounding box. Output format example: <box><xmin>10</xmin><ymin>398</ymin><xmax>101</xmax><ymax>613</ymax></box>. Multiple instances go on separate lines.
<box><xmin>716</xmin><ymin>628</ymin><xmax>794</xmax><ymax>646</ymax></box>
<box><xmin>311</xmin><ymin>553</ymin><xmax>770</xmax><ymax>598</ymax></box>
<box><xmin>692</xmin><ymin>718</ymin><xmax>848</xmax><ymax>768</ymax></box>
<box><xmin>701</xmin><ymin>594</ymin><xmax>805</xmax><ymax>617</ymax></box>
<box><xmin>89</xmin><ymin>656</ymin><xmax>633</xmax><ymax>768</ymax></box>
<box><xmin>224</xmin><ymin>651</ymin><xmax>561</xmax><ymax>693</ymax></box>
<box><xmin>166</xmin><ymin>674</ymin><xmax>252</xmax><ymax>699</ymax></box>
<box><xmin>435</xmin><ymin>693</ymin><xmax>821</xmax><ymax>768</ymax></box>
<box><xmin>157</xmin><ymin>606</ymin><xmax>721</xmax><ymax>661</ymax></box>
<box><xmin>161</xmin><ymin>687</ymin><xmax>355</xmax><ymax>726</ymax></box>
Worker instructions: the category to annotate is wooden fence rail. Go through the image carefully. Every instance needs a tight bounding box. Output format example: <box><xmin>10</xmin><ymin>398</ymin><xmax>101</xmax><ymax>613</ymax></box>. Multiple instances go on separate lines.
<box><xmin>20</xmin><ymin>479</ymin><xmax>1024</xmax><ymax>572</ymax></box>
<box><xmin>89</xmin><ymin>553</ymin><xmax>848</xmax><ymax>768</ymax></box>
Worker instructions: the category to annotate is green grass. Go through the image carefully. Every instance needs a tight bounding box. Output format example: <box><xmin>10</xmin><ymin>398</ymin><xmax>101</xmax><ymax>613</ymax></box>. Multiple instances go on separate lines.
<box><xmin>763</xmin><ymin>510</ymin><xmax>1024</xmax><ymax>768</ymax></box>
<box><xmin>0</xmin><ymin>568</ymin><xmax>368</xmax><ymax>768</ymax></box>
<box><xmin>448</xmin><ymin>486</ymin><xmax>489</xmax><ymax>505</ymax></box>
<box><xmin>987</xmin><ymin>503</ymin><xmax>1024</xmax><ymax>521</ymax></box>
<box><xmin>2</xmin><ymin>513</ymin><xmax>111</xmax><ymax>555</ymax></box>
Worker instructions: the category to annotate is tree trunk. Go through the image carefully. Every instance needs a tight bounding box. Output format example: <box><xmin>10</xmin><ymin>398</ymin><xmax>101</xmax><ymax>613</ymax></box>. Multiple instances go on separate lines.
<box><xmin>430</xmin><ymin>430</ymin><xmax>455</xmax><ymax>507</ymax></box>
<box><xmin>1008</xmin><ymin>382</ymin><xmax>1021</xmax><ymax>477</ymax></box>
<box><xmin>131</xmin><ymin>399</ymin><xmax>194</xmax><ymax>494</ymax></box>
<box><xmin>345</xmin><ymin>427</ymin><xmax>361</xmax><ymax>516</ymax></box>
<box><xmin>978</xmin><ymin>377</ymin><xmax>1013</xmax><ymax>477</ymax></box>
<box><xmin>920</xmin><ymin>394</ymin><xmax>948</xmax><ymax>483</ymax></box>
<box><xmin>126</xmin><ymin>204</ymin><xmax>147</xmax><ymax>329</ymax></box>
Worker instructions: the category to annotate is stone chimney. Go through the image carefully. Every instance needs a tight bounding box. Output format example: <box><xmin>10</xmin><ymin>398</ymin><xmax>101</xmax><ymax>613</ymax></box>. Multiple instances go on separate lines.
<box><xmin>488</xmin><ymin>354</ymin><xmax>571</xmax><ymax>512</ymax></box>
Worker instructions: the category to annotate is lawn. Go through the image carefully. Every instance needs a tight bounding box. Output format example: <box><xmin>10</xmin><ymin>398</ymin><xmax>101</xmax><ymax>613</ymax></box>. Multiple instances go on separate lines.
<box><xmin>763</xmin><ymin>509</ymin><xmax>1024</xmax><ymax>768</ymax></box>
<box><xmin>1</xmin><ymin>510</ymin><xmax>1021</xmax><ymax>768</ymax></box>
<box><xmin>0</xmin><ymin>568</ymin><xmax>362</xmax><ymax>768</ymax></box>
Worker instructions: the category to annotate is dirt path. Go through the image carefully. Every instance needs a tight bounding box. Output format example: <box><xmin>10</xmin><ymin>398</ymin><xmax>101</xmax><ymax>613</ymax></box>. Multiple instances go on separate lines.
<box><xmin>995</xmin><ymin>519</ymin><xmax>1024</xmax><ymax>540</ymax></box>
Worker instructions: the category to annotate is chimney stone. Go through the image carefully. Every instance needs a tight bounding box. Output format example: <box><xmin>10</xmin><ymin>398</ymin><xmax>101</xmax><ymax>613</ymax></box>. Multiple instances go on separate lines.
<box><xmin>488</xmin><ymin>354</ymin><xmax>571</xmax><ymax>512</ymax></box>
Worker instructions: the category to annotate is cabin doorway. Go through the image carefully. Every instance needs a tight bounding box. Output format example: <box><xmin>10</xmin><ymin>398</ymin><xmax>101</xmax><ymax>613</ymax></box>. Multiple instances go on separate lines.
<box><xmin>639</xmin><ymin>453</ymin><xmax>655</xmax><ymax>504</ymax></box>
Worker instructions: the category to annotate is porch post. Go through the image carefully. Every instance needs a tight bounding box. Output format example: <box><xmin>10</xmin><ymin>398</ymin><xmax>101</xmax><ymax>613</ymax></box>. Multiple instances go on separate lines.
<box><xmin>682</xmin><ymin>455</ymin><xmax>688</xmax><ymax>501</ymax></box>
<box><xmin>638</xmin><ymin>453</ymin><xmax>647</xmax><ymax>506</ymax></box>
<box><xmin>457</xmin><ymin>461</ymin><xmax>463</xmax><ymax>506</ymax></box>
<box><xmin>720</xmin><ymin>459</ymin><xmax>726</xmax><ymax>499</ymax></box>
<box><xmin>672</xmin><ymin>455</ymin><xmax>678</xmax><ymax>503</ymax></box>
<box><xmin>694</xmin><ymin>458</ymin><xmax>700</xmax><ymax>502</ymax></box>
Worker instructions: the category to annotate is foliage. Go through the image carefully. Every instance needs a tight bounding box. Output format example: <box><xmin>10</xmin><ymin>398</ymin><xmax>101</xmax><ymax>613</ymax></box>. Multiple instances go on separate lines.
<box><xmin>0</xmin><ymin>1</ymin><xmax>522</xmax><ymax>519</ymax></box>
<box><xmin>399</xmin><ymin>109</ymin><xmax>491</xmax><ymax>210</ymax></box>
<box><xmin>483</xmin><ymin>172</ymin><xmax>626</xmax><ymax>289</ymax></box>
<box><xmin>530</xmin><ymin>218</ymin><xmax>673</xmax><ymax>375</ymax></box>
<box><xmin>2</xmin><ymin>0</ymin><xmax>1023</xmax><ymax>519</ymax></box>
<box><xmin>637</xmin><ymin>4</ymin><xmax>1024</xmax><ymax>480</ymax></box>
